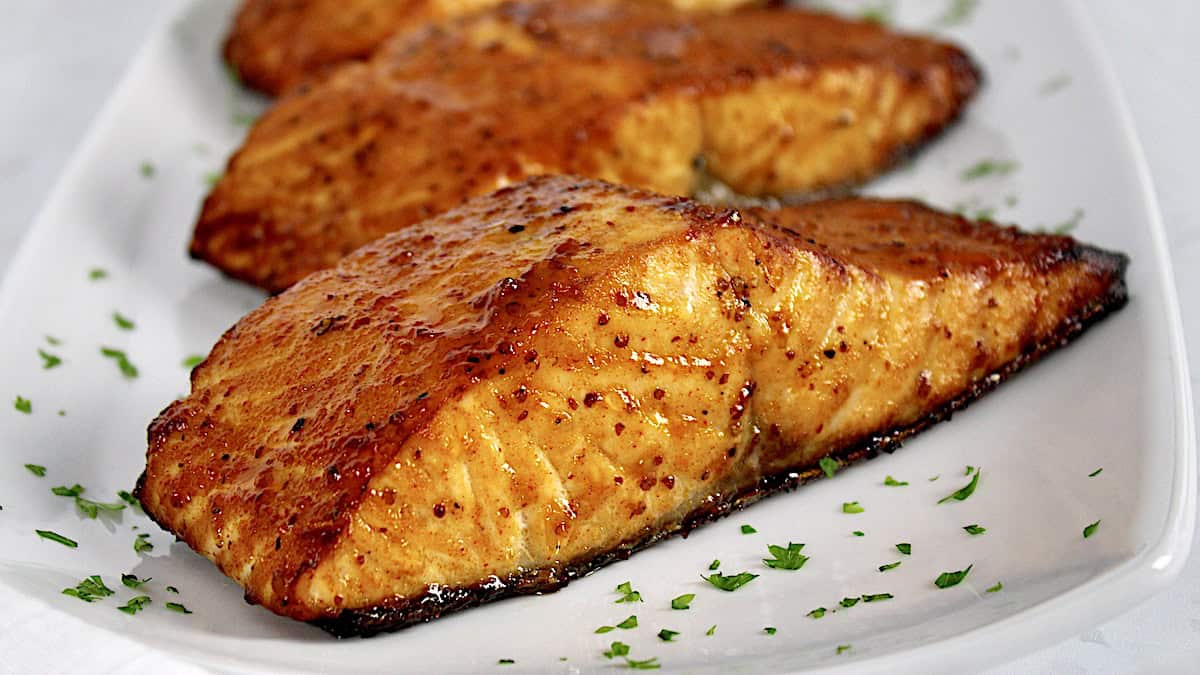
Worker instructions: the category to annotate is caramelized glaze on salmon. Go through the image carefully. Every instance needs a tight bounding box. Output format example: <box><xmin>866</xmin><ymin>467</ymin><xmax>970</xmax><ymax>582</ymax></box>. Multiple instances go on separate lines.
<box><xmin>196</xmin><ymin>0</ymin><xmax>981</xmax><ymax>292</ymax></box>
<box><xmin>225</xmin><ymin>0</ymin><xmax>770</xmax><ymax>96</ymax></box>
<box><xmin>139</xmin><ymin>176</ymin><xmax>1126</xmax><ymax>636</ymax></box>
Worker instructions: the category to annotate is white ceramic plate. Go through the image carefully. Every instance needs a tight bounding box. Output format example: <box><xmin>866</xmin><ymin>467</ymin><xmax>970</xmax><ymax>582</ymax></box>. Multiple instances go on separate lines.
<box><xmin>0</xmin><ymin>1</ymin><xmax>1192</xmax><ymax>673</ymax></box>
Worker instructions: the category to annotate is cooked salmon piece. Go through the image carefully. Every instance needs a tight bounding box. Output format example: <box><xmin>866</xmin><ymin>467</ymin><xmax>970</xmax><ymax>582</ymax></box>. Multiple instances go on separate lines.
<box><xmin>225</xmin><ymin>0</ymin><xmax>771</xmax><ymax>96</ymax></box>
<box><xmin>139</xmin><ymin>176</ymin><xmax>1127</xmax><ymax>636</ymax></box>
<box><xmin>195</xmin><ymin>0</ymin><xmax>981</xmax><ymax>292</ymax></box>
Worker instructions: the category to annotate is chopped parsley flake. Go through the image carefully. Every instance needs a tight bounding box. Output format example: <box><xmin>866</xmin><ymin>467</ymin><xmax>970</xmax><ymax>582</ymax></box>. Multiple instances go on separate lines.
<box><xmin>708</xmin><ymin>559</ymin><xmax>720</xmax><ymax>570</ymax></box>
<box><xmin>121</xmin><ymin>574</ymin><xmax>150</xmax><ymax>589</ymax></box>
<box><xmin>859</xmin><ymin>1</ymin><xmax>894</xmax><ymax>25</ymax></box>
<box><xmin>896</xmin><ymin>543</ymin><xmax>911</xmax><ymax>555</ymax></box>
<box><xmin>934</xmin><ymin>565</ymin><xmax>973</xmax><ymax>589</ymax></box>
<box><xmin>842</xmin><ymin>501</ymin><xmax>864</xmax><ymax>514</ymax></box>
<box><xmin>703</xmin><ymin>571</ymin><xmax>758</xmax><ymax>592</ymax></box>
<box><xmin>595</xmin><ymin>626</ymin><xmax>616</xmax><ymax>634</ymax></box>
<box><xmin>883</xmin><ymin>475</ymin><xmax>908</xmax><ymax>486</ymax></box>
<box><xmin>616</xmin><ymin>615</ymin><xmax>638</xmax><ymax>629</ymax></box>
<box><xmin>117</xmin><ymin>595</ymin><xmax>151</xmax><ymax>615</ymax></box>
<box><xmin>1052</xmin><ymin>209</ymin><xmax>1085</xmax><ymax>235</ymax></box>
<box><xmin>134</xmin><ymin>533</ymin><xmax>153</xmax><ymax>554</ymax></box>
<box><xmin>706</xmin><ymin>625</ymin><xmax>716</xmax><ymax>636</ymax></box>
<box><xmin>166</xmin><ymin>586</ymin><xmax>179</xmax><ymax>594</ymax></box>
<box><xmin>204</xmin><ymin>171</ymin><xmax>223</xmax><ymax>187</ymax></box>
<box><xmin>965</xmin><ymin>466</ymin><xmax>975</xmax><ymax>476</ymax></box>
<box><xmin>88</xmin><ymin>268</ymin><xmax>108</xmax><ymax>281</ymax></box>
<box><xmin>657</xmin><ymin>629</ymin><xmax>679</xmax><ymax>642</ymax></box>
<box><xmin>963</xmin><ymin>524</ymin><xmax>987</xmax><ymax>536</ymax></box>
<box><xmin>62</xmin><ymin>575</ymin><xmax>114</xmax><ymax>602</ymax></box>
<box><xmin>763</xmin><ymin>627</ymin><xmax>777</xmax><ymax>635</ymax></box>
<box><xmin>602</xmin><ymin>641</ymin><xmax>630</xmax><ymax>659</ymax></box>
<box><xmin>117</xmin><ymin>490</ymin><xmax>139</xmax><ymax>508</ymax></box>
<box><xmin>938</xmin><ymin>469</ymin><xmax>980</xmax><ymax>504</ymax></box>
<box><xmin>165</xmin><ymin>602</ymin><xmax>193</xmax><ymax>614</ymax></box>
<box><xmin>934</xmin><ymin>0</ymin><xmax>979</xmax><ymax>27</ymax></box>
<box><xmin>807</xmin><ymin>607</ymin><xmax>827</xmax><ymax>619</ymax></box>
<box><xmin>112</xmin><ymin>312</ymin><xmax>136</xmax><ymax>330</ymax></box>
<box><xmin>929</xmin><ymin>474</ymin><xmax>940</xmax><ymax>482</ymax></box>
<box><xmin>614</xmin><ymin>581</ymin><xmax>643</xmax><ymax>603</ymax></box>
<box><xmin>986</xmin><ymin>581</ymin><xmax>1003</xmax><ymax>593</ymax></box>
<box><xmin>740</xmin><ymin>524</ymin><xmax>756</xmax><ymax>534</ymax></box>
<box><xmin>861</xmin><ymin>593</ymin><xmax>893</xmax><ymax>602</ymax></box>
<box><xmin>852</xmin><ymin>530</ymin><xmax>865</xmax><ymax>537</ymax></box>
<box><xmin>1088</xmin><ymin>467</ymin><xmax>1103</xmax><ymax>478</ymax></box>
<box><xmin>45</xmin><ymin>335</ymin><xmax>62</xmax><ymax>346</ymax></box>
<box><xmin>52</xmin><ymin>483</ymin><xmax>84</xmax><ymax>497</ymax></box>
<box><xmin>818</xmin><ymin>456</ymin><xmax>839</xmax><ymax>478</ymax></box>
<box><xmin>1083</xmin><ymin>520</ymin><xmax>1101</xmax><ymax>538</ymax></box>
<box><xmin>670</xmin><ymin>593</ymin><xmax>694</xmax><ymax>610</ymax></box>
<box><xmin>37</xmin><ymin>529</ymin><xmax>78</xmax><ymax>548</ymax></box>
<box><xmin>14</xmin><ymin>396</ymin><xmax>32</xmax><ymax>414</ymax></box>
<box><xmin>878</xmin><ymin>561</ymin><xmax>902</xmax><ymax>572</ymax></box>
<box><xmin>182</xmin><ymin>355</ymin><xmax>204</xmax><ymax>368</ymax></box>
<box><xmin>100</xmin><ymin>347</ymin><xmax>139</xmax><ymax>379</ymax></box>
<box><xmin>625</xmin><ymin>657</ymin><xmax>661</xmax><ymax>670</ymax></box>
<box><xmin>139</xmin><ymin>162</ymin><xmax>156</xmax><ymax>178</ymax></box>
<box><xmin>38</xmin><ymin>349</ymin><xmax>63</xmax><ymax>369</ymax></box>
<box><xmin>75</xmin><ymin>495</ymin><xmax>126</xmax><ymax>519</ymax></box>
<box><xmin>497</xmin><ymin>659</ymin><xmax>514</xmax><ymax>665</ymax></box>
<box><xmin>837</xmin><ymin>645</ymin><xmax>852</xmax><ymax>655</ymax></box>
<box><xmin>839</xmin><ymin>597</ymin><xmax>860</xmax><ymax>608</ymax></box>
<box><xmin>962</xmin><ymin>160</ymin><xmax>1019</xmax><ymax>181</ymax></box>
<box><xmin>762</xmin><ymin>542</ymin><xmax>808</xmax><ymax>570</ymax></box>
<box><xmin>24</xmin><ymin>464</ymin><xmax>46</xmax><ymax>477</ymax></box>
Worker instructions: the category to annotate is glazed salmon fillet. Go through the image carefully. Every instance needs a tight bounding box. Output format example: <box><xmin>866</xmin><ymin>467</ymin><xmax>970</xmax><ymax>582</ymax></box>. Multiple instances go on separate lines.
<box><xmin>138</xmin><ymin>176</ymin><xmax>1127</xmax><ymax>636</ymax></box>
<box><xmin>195</xmin><ymin>0</ymin><xmax>980</xmax><ymax>292</ymax></box>
<box><xmin>225</xmin><ymin>0</ymin><xmax>769</xmax><ymax>96</ymax></box>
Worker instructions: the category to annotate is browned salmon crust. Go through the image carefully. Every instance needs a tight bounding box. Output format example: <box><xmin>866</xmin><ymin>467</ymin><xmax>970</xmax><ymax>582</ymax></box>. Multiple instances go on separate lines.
<box><xmin>224</xmin><ymin>0</ymin><xmax>772</xmax><ymax>96</ymax></box>
<box><xmin>140</xmin><ymin>176</ymin><xmax>1126</xmax><ymax>637</ymax></box>
<box><xmin>195</xmin><ymin>0</ymin><xmax>981</xmax><ymax>292</ymax></box>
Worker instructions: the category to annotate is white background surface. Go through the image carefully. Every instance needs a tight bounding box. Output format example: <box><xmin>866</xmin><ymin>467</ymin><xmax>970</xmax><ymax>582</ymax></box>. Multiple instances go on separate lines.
<box><xmin>0</xmin><ymin>1</ymin><xmax>1195</xmax><ymax>673</ymax></box>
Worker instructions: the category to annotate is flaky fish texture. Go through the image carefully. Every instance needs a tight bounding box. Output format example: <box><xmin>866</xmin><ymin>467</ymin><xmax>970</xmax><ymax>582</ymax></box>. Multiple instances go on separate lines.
<box><xmin>225</xmin><ymin>0</ymin><xmax>770</xmax><ymax>96</ymax></box>
<box><xmin>140</xmin><ymin>176</ymin><xmax>1127</xmax><ymax>636</ymax></box>
<box><xmin>196</xmin><ymin>0</ymin><xmax>981</xmax><ymax>292</ymax></box>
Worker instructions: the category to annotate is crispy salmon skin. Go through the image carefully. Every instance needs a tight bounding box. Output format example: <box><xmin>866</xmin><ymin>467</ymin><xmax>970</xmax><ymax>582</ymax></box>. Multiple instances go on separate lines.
<box><xmin>139</xmin><ymin>176</ymin><xmax>1126</xmax><ymax>636</ymax></box>
<box><xmin>225</xmin><ymin>0</ymin><xmax>770</xmax><ymax>96</ymax></box>
<box><xmin>196</xmin><ymin>0</ymin><xmax>981</xmax><ymax>292</ymax></box>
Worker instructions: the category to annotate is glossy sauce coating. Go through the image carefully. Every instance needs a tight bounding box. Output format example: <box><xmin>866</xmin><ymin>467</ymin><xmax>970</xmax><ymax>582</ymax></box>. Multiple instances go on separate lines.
<box><xmin>225</xmin><ymin>0</ymin><xmax>768</xmax><ymax>96</ymax></box>
<box><xmin>141</xmin><ymin>176</ymin><xmax>1126</xmax><ymax>630</ymax></box>
<box><xmin>196</xmin><ymin>0</ymin><xmax>980</xmax><ymax>291</ymax></box>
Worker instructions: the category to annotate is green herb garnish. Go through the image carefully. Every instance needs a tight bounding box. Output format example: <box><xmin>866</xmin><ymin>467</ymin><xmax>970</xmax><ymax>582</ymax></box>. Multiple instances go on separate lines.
<box><xmin>962</xmin><ymin>160</ymin><xmax>1019</xmax><ymax>181</ymax></box>
<box><xmin>934</xmin><ymin>565</ymin><xmax>973</xmax><ymax>589</ymax></box>
<box><xmin>883</xmin><ymin>475</ymin><xmax>908</xmax><ymax>486</ymax></box>
<box><xmin>929</xmin><ymin>474</ymin><xmax>940</xmax><ymax>482</ymax></box>
<box><xmin>703</xmin><ymin>571</ymin><xmax>758</xmax><ymax>592</ymax></box>
<box><xmin>14</xmin><ymin>396</ymin><xmax>32</xmax><ymax>414</ymax></box>
<box><xmin>763</xmin><ymin>627</ymin><xmax>777</xmax><ymax>635</ymax></box>
<box><xmin>121</xmin><ymin>574</ymin><xmax>150</xmax><ymax>589</ymax></box>
<box><xmin>75</xmin><ymin>495</ymin><xmax>126</xmax><ymax>519</ymax></box>
<box><xmin>963</xmin><ymin>524</ymin><xmax>987</xmax><ymax>536</ymax></box>
<box><xmin>705</xmin><ymin>625</ymin><xmax>716</xmax><ymax>636</ymax></box>
<box><xmin>986</xmin><ymin>581</ymin><xmax>1003</xmax><ymax>593</ymax></box>
<box><xmin>896</xmin><ymin>542</ymin><xmax>911</xmax><ymax>555</ymax></box>
<box><xmin>89</xmin><ymin>268</ymin><xmax>108</xmax><ymax>281</ymax></box>
<box><xmin>938</xmin><ymin>469</ymin><xmax>980</xmax><ymax>504</ymax></box>
<box><xmin>670</xmin><ymin>593</ymin><xmax>694</xmax><ymax>610</ymax></box>
<box><xmin>38</xmin><ymin>349</ymin><xmax>63</xmax><ymax>369</ymax></box>
<box><xmin>117</xmin><ymin>595</ymin><xmax>151</xmax><ymax>615</ymax></box>
<box><xmin>1088</xmin><ymin>467</ymin><xmax>1103</xmax><ymax>478</ymax></box>
<box><xmin>965</xmin><ymin>466</ymin><xmax>975</xmax><ymax>476</ymax></box>
<box><xmin>166</xmin><ymin>586</ymin><xmax>179</xmax><ymax>594</ymax></box>
<box><xmin>603</xmin><ymin>641</ymin><xmax>630</xmax><ymax>658</ymax></box>
<box><xmin>100</xmin><ymin>347</ymin><xmax>139</xmax><ymax>379</ymax></box>
<box><xmin>615</xmin><ymin>581</ymin><xmax>643</xmax><ymax>603</ymax></box>
<box><xmin>112</xmin><ymin>312</ymin><xmax>136</xmax><ymax>331</ymax></box>
<box><xmin>818</xmin><ymin>456</ymin><xmax>839</xmax><ymax>478</ymax></box>
<box><xmin>24</xmin><ymin>464</ymin><xmax>46</xmax><ymax>477</ymax></box>
<box><xmin>1083</xmin><ymin>520</ymin><xmax>1101</xmax><ymax>538</ymax></box>
<box><xmin>1052</xmin><ymin>209</ymin><xmax>1085</xmax><ymax>235</ymax></box>
<box><xmin>45</xmin><ymin>335</ymin><xmax>62</xmax><ymax>346</ymax></box>
<box><xmin>52</xmin><ymin>483</ymin><xmax>83</xmax><ymax>497</ymax></box>
<box><xmin>140</xmin><ymin>162</ymin><xmax>156</xmax><ymax>178</ymax></box>
<box><xmin>842</xmin><ymin>501</ymin><xmax>864</xmax><ymax>514</ymax></box>
<box><xmin>134</xmin><ymin>533</ymin><xmax>153</xmax><ymax>554</ymax></box>
<box><xmin>596</xmin><ymin>625</ymin><xmax>616</xmax><ymax>634</ymax></box>
<box><xmin>740</xmin><ymin>524</ymin><xmax>757</xmax><ymax>534</ymax></box>
<box><xmin>878</xmin><ymin>561</ymin><xmax>902</xmax><ymax>572</ymax></box>
<box><xmin>762</xmin><ymin>542</ymin><xmax>808</xmax><ymax>570</ymax></box>
<box><xmin>837</xmin><ymin>645</ymin><xmax>852</xmax><ymax>655</ymax></box>
<box><xmin>62</xmin><ymin>575</ymin><xmax>114</xmax><ymax>602</ymax></box>
<box><xmin>861</xmin><ymin>593</ymin><xmax>893</xmax><ymax>602</ymax></box>
<box><xmin>497</xmin><ymin>659</ymin><xmax>514</xmax><ymax>665</ymax></box>
<box><xmin>708</xmin><ymin>559</ymin><xmax>720</xmax><ymax>570</ymax></box>
<box><xmin>117</xmin><ymin>490</ymin><xmax>140</xmax><ymax>508</ymax></box>
<box><xmin>852</xmin><ymin>530</ymin><xmax>865</xmax><ymax>537</ymax></box>
<box><xmin>657</xmin><ymin>629</ymin><xmax>679</xmax><ymax>642</ymax></box>
<box><xmin>807</xmin><ymin>607</ymin><xmax>826</xmax><ymax>619</ymax></box>
<box><xmin>165</xmin><ymin>602</ymin><xmax>193</xmax><ymax>614</ymax></box>
<box><xmin>37</xmin><ymin>529</ymin><xmax>78</xmax><ymax>548</ymax></box>
<box><xmin>204</xmin><ymin>171</ymin><xmax>223</xmax><ymax>187</ymax></box>
<box><xmin>839</xmin><ymin>597</ymin><xmax>860</xmax><ymax>608</ymax></box>
<box><xmin>182</xmin><ymin>355</ymin><xmax>204</xmax><ymax>368</ymax></box>
<box><xmin>934</xmin><ymin>0</ymin><xmax>979</xmax><ymax>27</ymax></box>
<box><xmin>859</xmin><ymin>1</ymin><xmax>894</xmax><ymax>25</ymax></box>
<box><xmin>616</xmin><ymin>615</ymin><xmax>638</xmax><ymax>629</ymax></box>
<box><xmin>625</xmin><ymin>657</ymin><xmax>661</xmax><ymax>670</ymax></box>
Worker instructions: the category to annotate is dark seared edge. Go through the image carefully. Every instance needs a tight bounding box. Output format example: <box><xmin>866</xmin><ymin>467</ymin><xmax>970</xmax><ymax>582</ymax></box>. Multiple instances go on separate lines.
<box><xmin>312</xmin><ymin>247</ymin><xmax>1127</xmax><ymax>638</ymax></box>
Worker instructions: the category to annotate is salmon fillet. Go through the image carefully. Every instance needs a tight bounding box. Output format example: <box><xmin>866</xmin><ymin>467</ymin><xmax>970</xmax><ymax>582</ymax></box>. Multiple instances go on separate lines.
<box><xmin>139</xmin><ymin>176</ymin><xmax>1127</xmax><ymax>636</ymax></box>
<box><xmin>195</xmin><ymin>0</ymin><xmax>981</xmax><ymax>292</ymax></box>
<box><xmin>225</xmin><ymin>0</ymin><xmax>770</xmax><ymax>96</ymax></box>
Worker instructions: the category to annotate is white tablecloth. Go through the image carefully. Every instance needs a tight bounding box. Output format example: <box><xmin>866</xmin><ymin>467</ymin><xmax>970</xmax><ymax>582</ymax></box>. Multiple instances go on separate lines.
<box><xmin>0</xmin><ymin>1</ymin><xmax>1195</xmax><ymax>672</ymax></box>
